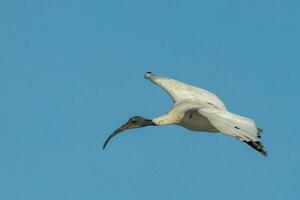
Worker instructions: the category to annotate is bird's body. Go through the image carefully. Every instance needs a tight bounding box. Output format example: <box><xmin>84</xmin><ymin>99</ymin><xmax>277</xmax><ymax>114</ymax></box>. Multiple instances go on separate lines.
<box><xmin>176</xmin><ymin>102</ymin><xmax>220</xmax><ymax>132</ymax></box>
<box><xmin>103</xmin><ymin>72</ymin><xmax>267</xmax><ymax>156</ymax></box>
<box><xmin>152</xmin><ymin>101</ymin><xmax>218</xmax><ymax>132</ymax></box>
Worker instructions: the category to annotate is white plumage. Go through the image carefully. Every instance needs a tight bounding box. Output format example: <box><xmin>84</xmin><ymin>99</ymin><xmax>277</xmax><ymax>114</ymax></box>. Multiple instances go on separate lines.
<box><xmin>103</xmin><ymin>72</ymin><xmax>266</xmax><ymax>156</ymax></box>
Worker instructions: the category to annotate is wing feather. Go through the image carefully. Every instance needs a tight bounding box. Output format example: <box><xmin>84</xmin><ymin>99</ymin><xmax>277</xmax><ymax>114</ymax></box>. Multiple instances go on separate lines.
<box><xmin>198</xmin><ymin>108</ymin><xmax>259</xmax><ymax>141</ymax></box>
<box><xmin>145</xmin><ymin>73</ymin><xmax>227</xmax><ymax>110</ymax></box>
<box><xmin>198</xmin><ymin>108</ymin><xmax>267</xmax><ymax>156</ymax></box>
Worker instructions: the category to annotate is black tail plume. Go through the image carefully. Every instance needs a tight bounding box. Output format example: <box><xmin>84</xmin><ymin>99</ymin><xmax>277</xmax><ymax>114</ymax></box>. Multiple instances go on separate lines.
<box><xmin>246</xmin><ymin>141</ymin><xmax>268</xmax><ymax>157</ymax></box>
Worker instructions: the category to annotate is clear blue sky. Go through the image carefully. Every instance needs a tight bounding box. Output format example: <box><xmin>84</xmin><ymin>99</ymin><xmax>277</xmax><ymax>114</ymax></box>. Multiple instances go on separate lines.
<box><xmin>0</xmin><ymin>0</ymin><xmax>299</xmax><ymax>199</ymax></box>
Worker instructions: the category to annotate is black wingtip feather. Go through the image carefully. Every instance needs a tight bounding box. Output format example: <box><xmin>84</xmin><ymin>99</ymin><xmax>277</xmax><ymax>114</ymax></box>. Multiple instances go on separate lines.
<box><xmin>246</xmin><ymin>141</ymin><xmax>268</xmax><ymax>157</ymax></box>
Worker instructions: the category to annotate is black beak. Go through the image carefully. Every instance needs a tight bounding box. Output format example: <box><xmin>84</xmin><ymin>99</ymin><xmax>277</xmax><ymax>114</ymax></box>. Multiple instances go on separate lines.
<box><xmin>102</xmin><ymin>121</ymin><xmax>134</xmax><ymax>149</ymax></box>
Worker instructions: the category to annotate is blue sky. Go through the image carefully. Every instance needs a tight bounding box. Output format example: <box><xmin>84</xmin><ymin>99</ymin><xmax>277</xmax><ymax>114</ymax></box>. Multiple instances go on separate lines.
<box><xmin>0</xmin><ymin>0</ymin><xmax>299</xmax><ymax>199</ymax></box>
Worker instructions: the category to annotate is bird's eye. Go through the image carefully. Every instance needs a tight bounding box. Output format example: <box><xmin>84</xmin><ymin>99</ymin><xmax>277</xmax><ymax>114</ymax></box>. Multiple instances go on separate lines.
<box><xmin>131</xmin><ymin>119</ymin><xmax>136</xmax><ymax>123</ymax></box>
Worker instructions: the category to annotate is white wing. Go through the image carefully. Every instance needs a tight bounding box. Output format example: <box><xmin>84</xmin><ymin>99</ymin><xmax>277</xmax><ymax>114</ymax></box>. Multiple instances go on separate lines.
<box><xmin>198</xmin><ymin>108</ymin><xmax>259</xmax><ymax>141</ymax></box>
<box><xmin>145</xmin><ymin>72</ymin><xmax>227</xmax><ymax>110</ymax></box>
<box><xmin>198</xmin><ymin>108</ymin><xmax>267</xmax><ymax>156</ymax></box>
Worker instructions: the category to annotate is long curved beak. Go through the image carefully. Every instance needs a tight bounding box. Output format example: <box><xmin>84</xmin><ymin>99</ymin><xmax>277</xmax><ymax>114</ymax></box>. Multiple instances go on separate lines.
<box><xmin>102</xmin><ymin>121</ymin><xmax>134</xmax><ymax>149</ymax></box>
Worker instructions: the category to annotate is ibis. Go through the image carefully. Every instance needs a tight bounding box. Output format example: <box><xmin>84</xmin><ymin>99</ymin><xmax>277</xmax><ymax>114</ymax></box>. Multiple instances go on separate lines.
<box><xmin>103</xmin><ymin>72</ymin><xmax>267</xmax><ymax>156</ymax></box>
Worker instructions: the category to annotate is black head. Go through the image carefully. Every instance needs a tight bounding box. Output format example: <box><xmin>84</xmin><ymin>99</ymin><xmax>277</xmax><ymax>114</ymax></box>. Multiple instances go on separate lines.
<box><xmin>102</xmin><ymin>116</ymin><xmax>156</xmax><ymax>149</ymax></box>
<box><xmin>128</xmin><ymin>116</ymin><xmax>155</xmax><ymax>128</ymax></box>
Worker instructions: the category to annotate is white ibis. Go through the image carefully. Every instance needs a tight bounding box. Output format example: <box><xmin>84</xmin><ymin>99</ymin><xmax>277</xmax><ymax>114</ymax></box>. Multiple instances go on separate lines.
<box><xmin>103</xmin><ymin>72</ymin><xmax>267</xmax><ymax>156</ymax></box>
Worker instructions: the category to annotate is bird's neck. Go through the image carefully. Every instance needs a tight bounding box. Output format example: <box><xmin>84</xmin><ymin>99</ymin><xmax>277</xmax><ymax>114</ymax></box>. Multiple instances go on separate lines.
<box><xmin>153</xmin><ymin>112</ymin><xmax>180</xmax><ymax>126</ymax></box>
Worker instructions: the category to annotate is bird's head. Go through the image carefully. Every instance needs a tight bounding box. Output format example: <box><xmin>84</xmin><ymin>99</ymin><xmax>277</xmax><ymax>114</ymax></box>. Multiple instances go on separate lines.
<box><xmin>102</xmin><ymin>116</ymin><xmax>156</xmax><ymax>149</ymax></box>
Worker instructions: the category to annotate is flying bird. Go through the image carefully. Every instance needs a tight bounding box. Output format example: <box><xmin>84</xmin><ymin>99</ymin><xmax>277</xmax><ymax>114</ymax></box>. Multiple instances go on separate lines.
<box><xmin>103</xmin><ymin>72</ymin><xmax>267</xmax><ymax>156</ymax></box>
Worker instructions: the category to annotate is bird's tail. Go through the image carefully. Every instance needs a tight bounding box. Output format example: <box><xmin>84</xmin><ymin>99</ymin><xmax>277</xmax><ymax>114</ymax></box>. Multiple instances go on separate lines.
<box><xmin>245</xmin><ymin>141</ymin><xmax>267</xmax><ymax>157</ymax></box>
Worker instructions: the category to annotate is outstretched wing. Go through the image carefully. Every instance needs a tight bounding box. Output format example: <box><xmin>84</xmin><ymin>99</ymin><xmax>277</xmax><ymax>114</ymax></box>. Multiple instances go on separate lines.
<box><xmin>198</xmin><ymin>108</ymin><xmax>267</xmax><ymax>156</ymax></box>
<box><xmin>144</xmin><ymin>72</ymin><xmax>227</xmax><ymax>110</ymax></box>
